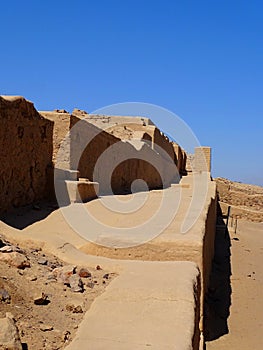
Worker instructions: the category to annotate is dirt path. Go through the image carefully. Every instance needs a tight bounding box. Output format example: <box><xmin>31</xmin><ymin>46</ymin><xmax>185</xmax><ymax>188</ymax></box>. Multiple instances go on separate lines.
<box><xmin>206</xmin><ymin>220</ymin><xmax>263</xmax><ymax>350</ymax></box>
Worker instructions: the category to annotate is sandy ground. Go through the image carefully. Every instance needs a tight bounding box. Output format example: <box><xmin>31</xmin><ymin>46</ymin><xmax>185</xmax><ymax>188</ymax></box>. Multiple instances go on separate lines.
<box><xmin>0</xmin><ymin>232</ymin><xmax>115</xmax><ymax>350</ymax></box>
<box><xmin>206</xmin><ymin>219</ymin><xmax>263</xmax><ymax>350</ymax></box>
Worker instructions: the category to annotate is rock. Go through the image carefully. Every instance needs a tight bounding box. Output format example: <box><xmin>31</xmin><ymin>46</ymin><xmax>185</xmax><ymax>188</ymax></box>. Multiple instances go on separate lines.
<box><xmin>27</xmin><ymin>275</ymin><xmax>38</xmax><ymax>282</ymax></box>
<box><xmin>103</xmin><ymin>273</ymin><xmax>109</xmax><ymax>279</ymax></box>
<box><xmin>86</xmin><ymin>282</ymin><xmax>94</xmax><ymax>289</ymax></box>
<box><xmin>0</xmin><ymin>289</ymin><xmax>11</xmax><ymax>303</ymax></box>
<box><xmin>1</xmin><ymin>244</ymin><xmax>22</xmax><ymax>253</ymax></box>
<box><xmin>69</xmin><ymin>275</ymin><xmax>84</xmax><ymax>293</ymax></box>
<box><xmin>40</xmin><ymin>324</ymin><xmax>53</xmax><ymax>331</ymax></box>
<box><xmin>96</xmin><ymin>265</ymin><xmax>102</xmax><ymax>270</ymax></box>
<box><xmin>0</xmin><ymin>313</ymin><xmax>22</xmax><ymax>350</ymax></box>
<box><xmin>0</xmin><ymin>252</ymin><xmax>30</xmax><ymax>269</ymax></box>
<box><xmin>34</xmin><ymin>293</ymin><xmax>49</xmax><ymax>305</ymax></box>
<box><xmin>62</xmin><ymin>330</ymin><xmax>71</xmax><ymax>342</ymax></box>
<box><xmin>31</xmin><ymin>248</ymin><xmax>41</xmax><ymax>254</ymax></box>
<box><xmin>52</xmin><ymin>265</ymin><xmax>76</xmax><ymax>284</ymax></box>
<box><xmin>0</xmin><ymin>245</ymin><xmax>16</xmax><ymax>253</ymax></box>
<box><xmin>47</xmin><ymin>261</ymin><xmax>60</xmax><ymax>269</ymax></box>
<box><xmin>66</xmin><ymin>298</ymin><xmax>84</xmax><ymax>313</ymax></box>
<box><xmin>66</xmin><ymin>304</ymin><xmax>83</xmax><ymax>313</ymax></box>
<box><xmin>38</xmin><ymin>257</ymin><xmax>48</xmax><ymax>265</ymax></box>
<box><xmin>66</xmin><ymin>304</ymin><xmax>74</xmax><ymax>312</ymax></box>
<box><xmin>73</xmin><ymin>305</ymin><xmax>83</xmax><ymax>313</ymax></box>
<box><xmin>46</xmin><ymin>274</ymin><xmax>57</xmax><ymax>283</ymax></box>
<box><xmin>78</xmin><ymin>267</ymin><xmax>91</xmax><ymax>278</ymax></box>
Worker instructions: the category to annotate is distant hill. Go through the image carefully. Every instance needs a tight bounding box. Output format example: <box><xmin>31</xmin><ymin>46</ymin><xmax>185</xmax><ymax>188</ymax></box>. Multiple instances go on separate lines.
<box><xmin>215</xmin><ymin>177</ymin><xmax>263</xmax><ymax>222</ymax></box>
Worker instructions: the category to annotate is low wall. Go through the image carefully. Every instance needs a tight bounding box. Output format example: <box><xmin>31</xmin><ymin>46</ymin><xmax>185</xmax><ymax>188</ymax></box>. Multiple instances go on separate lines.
<box><xmin>0</xmin><ymin>96</ymin><xmax>53</xmax><ymax>212</ymax></box>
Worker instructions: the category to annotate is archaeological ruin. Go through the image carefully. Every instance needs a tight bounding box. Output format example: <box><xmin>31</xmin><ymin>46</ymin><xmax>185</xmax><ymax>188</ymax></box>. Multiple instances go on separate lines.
<box><xmin>0</xmin><ymin>95</ymin><xmax>219</xmax><ymax>349</ymax></box>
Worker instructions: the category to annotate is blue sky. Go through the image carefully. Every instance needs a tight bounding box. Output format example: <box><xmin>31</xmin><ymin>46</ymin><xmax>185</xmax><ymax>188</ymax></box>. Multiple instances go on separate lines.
<box><xmin>1</xmin><ymin>1</ymin><xmax>262</xmax><ymax>185</ymax></box>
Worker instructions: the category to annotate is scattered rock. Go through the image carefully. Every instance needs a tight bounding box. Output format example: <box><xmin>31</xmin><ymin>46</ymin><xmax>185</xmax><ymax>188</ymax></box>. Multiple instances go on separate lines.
<box><xmin>103</xmin><ymin>273</ymin><xmax>109</xmax><ymax>279</ymax></box>
<box><xmin>69</xmin><ymin>275</ymin><xmax>84</xmax><ymax>293</ymax></box>
<box><xmin>232</xmin><ymin>237</ymin><xmax>239</xmax><ymax>241</ymax></box>
<box><xmin>66</xmin><ymin>304</ymin><xmax>83</xmax><ymax>313</ymax></box>
<box><xmin>0</xmin><ymin>252</ymin><xmax>30</xmax><ymax>269</ymax></box>
<box><xmin>34</xmin><ymin>293</ymin><xmax>49</xmax><ymax>305</ymax></box>
<box><xmin>40</xmin><ymin>324</ymin><xmax>53</xmax><ymax>332</ymax></box>
<box><xmin>96</xmin><ymin>265</ymin><xmax>102</xmax><ymax>270</ymax></box>
<box><xmin>78</xmin><ymin>267</ymin><xmax>91</xmax><ymax>278</ymax></box>
<box><xmin>0</xmin><ymin>289</ymin><xmax>11</xmax><ymax>303</ymax></box>
<box><xmin>52</xmin><ymin>265</ymin><xmax>76</xmax><ymax>284</ymax></box>
<box><xmin>38</xmin><ymin>257</ymin><xmax>48</xmax><ymax>265</ymax></box>
<box><xmin>73</xmin><ymin>305</ymin><xmax>83</xmax><ymax>313</ymax></box>
<box><xmin>31</xmin><ymin>248</ymin><xmax>42</xmax><ymax>254</ymax></box>
<box><xmin>0</xmin><ymin>313</ymin><xmax>22</xmax><ymax>350</ymax></box>
<box><xmin>47</xmin><ymin>261</ymin><xmax>60</xmax><ymax>269</ymax></box>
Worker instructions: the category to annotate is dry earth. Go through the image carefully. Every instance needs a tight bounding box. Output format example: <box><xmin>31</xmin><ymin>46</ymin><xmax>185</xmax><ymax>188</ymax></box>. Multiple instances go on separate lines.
<box><xmin>0</xmin><ymin>233</ymin><xmax>115</xmax><ymax>350</ymax></box>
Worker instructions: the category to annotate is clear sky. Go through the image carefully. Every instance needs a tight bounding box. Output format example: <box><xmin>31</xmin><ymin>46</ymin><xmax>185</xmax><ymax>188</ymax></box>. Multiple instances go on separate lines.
<box><xmin>1</xmin><ymin>1</ymin><xmax>262</xmax><ymax>186</ymax></box>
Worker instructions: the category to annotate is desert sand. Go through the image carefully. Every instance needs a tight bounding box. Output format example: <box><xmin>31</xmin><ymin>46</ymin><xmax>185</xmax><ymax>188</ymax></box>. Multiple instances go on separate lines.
<box><xmin>206</xmin><ymin>219</ymin><xmax>263</xmax><ymax>350</ymax></box>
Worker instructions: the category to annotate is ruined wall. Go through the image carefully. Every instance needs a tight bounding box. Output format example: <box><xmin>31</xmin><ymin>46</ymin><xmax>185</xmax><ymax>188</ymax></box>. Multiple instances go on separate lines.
<box><xmin>194</xmin><ymin>147</ymin><xmax>211</xmax><ymax>172</ymax></box>
<box><xmin>172</xmin><ymin>142</ymin><xmax>187</xmax><ymax>175</ymax></box>
<box><xmin>70</xmin><ymin>113</ymin><xmax>179</xmax><ymax>194</ymax></box>
<box><xmin>0</xmin><ymin>96</ymin><xmax>53</xmax><ymax>212</ymax></box>
<box><xmin>84</xmin><ymin>115</ymin><xmax>187</xmax><ymax>175</ymax></box>
<box><xmin>152</xmin><ymin>128</ymin><xmax>175</xmax><ymax>162</ymax></box>
<box><xmin>40</xmin><ymin>111</ymin><xmax>71</xmax><ymax>165</ymax></box>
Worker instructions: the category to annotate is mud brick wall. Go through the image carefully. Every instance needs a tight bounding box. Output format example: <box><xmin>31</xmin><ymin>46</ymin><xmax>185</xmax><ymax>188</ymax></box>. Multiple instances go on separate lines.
<box><xmin>70</xmin><ymin>114</ymin><xmax>178</xmax><ymax>194</ymax></box>
<box><xmin>194</xmin><ymin>147</ymin><xmax>211</xmax><ymax>172</ymax></box>
<box><xmin>0</xmin><ymin>96</ymin><xmax>53</xmax><ymax>212</ymax></box>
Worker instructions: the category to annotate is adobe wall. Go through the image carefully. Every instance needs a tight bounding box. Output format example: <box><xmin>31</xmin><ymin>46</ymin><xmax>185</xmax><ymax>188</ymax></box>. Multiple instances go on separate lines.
<box><xmin>0</xmin><ymin>96</ymin><xmax>53</xmax><ymax>212</ymax></box>
<box><xmin>194</xmin><ymin>147</ymin><xmax>211</xmax><ymax>172</ymax></box>
<box><xmin>152</xmin><ymin>127</ymin><xmax>175</xmax><ymax>162</ymax></box>
<box><xmin>172</xmin><ymin>142</ymin><xmax>187</xmax><ymax>175</ymax></box>
<box><xmin>40</xmin><ymin>111</ymin><xmax>71</xmax><ymax>166</ymax></box>
<box><xmin>70</xmin><ymin>113</ymin><xmax>179</xmax><ymax>194</ymax></box>
<box><xmin>84</xmin><ymin>114</ymin><xmax>187</xmax><ymax>175</ymax></box>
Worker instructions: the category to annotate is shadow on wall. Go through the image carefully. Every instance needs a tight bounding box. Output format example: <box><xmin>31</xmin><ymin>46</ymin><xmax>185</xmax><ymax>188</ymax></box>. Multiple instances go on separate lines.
<box><xmin>204</xmin><ymin>204</ymin><xmax>232</xmax><ymax>342</ymax></box>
